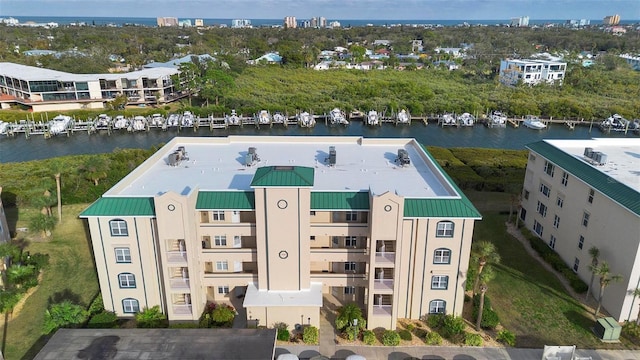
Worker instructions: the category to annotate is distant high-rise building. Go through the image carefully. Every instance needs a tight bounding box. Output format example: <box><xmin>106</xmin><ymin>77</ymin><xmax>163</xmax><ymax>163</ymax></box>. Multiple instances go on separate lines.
<box><xmin>510</xmin><ymin>16</ymin><xmax>529</xmax><ymax>27</ymax></box>
<box><xmin>329</xmin><ymin>21</ymin><xmax>341</xmax><ymax>29</ymax></box>
<box><xmin>157</xmin><ymin>17</ymin><xmax>179</xmax><ymax>27</ymax></box>
<box><xmin>178</xmin><ymin>19</ymin><xmax>192</xmax><ymax>27</ymax></box>
<box><xmin>310</xmin><ymin>17</ymin><xmax>318</xmax><ymax>28</ymax></box>
<box><xmin>231</xmin><ymin>19</ymin><xmax>251</xmax><ymax>28</ymax></box>
<box><xmin>318</xmin><ymin>17</ymin><xmax>327</xmax><ymax>28</ymax></box>
<box><xmin>195</xmin><ymin>19</ymin><xmax>204</xmax><ymax>27</ymax></box>
<box><xmin>603</xmin><ymin>14</ymin><xmax>620</xmax><ymax>25</ymax></box>
<box><xmin>284</xmin><ymin>16</ymin><xmax>297</xmax><ymax>28</ymax></box>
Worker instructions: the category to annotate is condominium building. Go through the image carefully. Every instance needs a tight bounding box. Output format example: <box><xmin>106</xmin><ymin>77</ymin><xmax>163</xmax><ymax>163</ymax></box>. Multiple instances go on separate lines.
<box><xmin>80</xmin><ymin>136</ymin><xmax>480</xmax><ymax>331</ymax></box>
<box><xmin>603</xmin><ymin>15</ymin><xmax>621</xmax><ymax>25</ymax></box>
<box><xmin>284</xmin><ymin>16</ymin><xmax>297</xmax><ymax>29</ymax></box>
<box><xmin>0</xmin><ymin>62</ymin><xmax>179</xmax><ymax>112</ymax></box>
<box><xmin>231</xmin><ymin>19</ymin><xmax>252</xmax><ymax>28</ymax></box>
<box><xmin>157</xmin><ymin>17</ymin><xmax>179</xmax><ymax>27</ymax></box>
<box><xmin>510</xmin><ymin>16</ymin><xmax>529</xmax><ymax>27</ymax></box>
<box><xmin>499</xmin><ymin>59</ymin><xmax>567</xmax><ymax>86</ymax></box>
<box><xmin>521</xmin><ymin>139</ymin><xmax>640</xmax><ymax>322</ymax></box>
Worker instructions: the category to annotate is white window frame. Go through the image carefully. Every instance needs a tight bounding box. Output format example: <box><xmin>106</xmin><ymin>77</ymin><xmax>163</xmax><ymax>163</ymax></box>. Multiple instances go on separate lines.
<box><xmin>344</xmin><ymin>286</ymin><xmax>356</xmax><ymax>295</ymax></box>
<box><xmin>536</xmin><ymin>201</ymin><xmax>547</xmax><ymax>217</ymax></box>
<box><xmin>549</xmin><ymin>235</ymin><xmax>556</xmax><ymax>249</ymax></box>
<box><xmin>429</xmin><ymin>299</ymin><xmax>446</xmax><ymax>314</ymax></box>
<box><xmin>109</xmin><ymin>219</ymin><xmax>128</xmax><ymax>236</ymax></box>
<box><xmin>218</xmin><ymin>286</ymin><xmax>230</xmax><ymax>294</ymax></box>
<box><xmin>122</xmin><ymin>298</ymin><xmax>139</xmax><ymax>313</ymax></box>
<box><xmin>523</xmin><ymin>189</ymin><xmax>530</xmax><ymax>200</ymax></box>
<box><xmin>214</xmin><ymin>235</ymin><xmax>227</xmax><ymax>246</ymax></box>
<box><xmin>561</xmin><ymin>171</ymin><xmax>569</xmax><ymax>186</ymax></box>
<box><xmin>544</xmin><ymin>161</ymin><xmax>555</xmax><ymax>177</ymax></box>
<box><xmin>436</xmin><ymin>221</ymin><xmax>454</xmax><ymax>237</ymax></box>
<box><xmin>345</xmin><ymin>236</ymin><xmax>357</xmax><ymax>247</ymax></box>
<box><xmin>582</xmin><ymin>212</ymin><xmax>590</xmax><ymax>227</ymax></box>
<box><xmin>431</xmin><ymin>275</ymin><xmax>449</xmax><ymax>290</ymax></box>
<box><xmin>115</xmin><ymin>247</ymin><xmax>131</xmax><ymax>263</ymax></box>
<box><xmin>578</xmin><ymin>235</ymin><xmax>585</xmax><ymax>250</ymax></box>
<box><xmin>345</xmin><ymin>211</ymin><xmax>358</xmax><ymax>222</ymax></box>
<box><xmin>212</xmin><ymin>210</ymin><xmax>225</xmax><ymax>221</ymax></box>
<box><xmin>533</xmin><ymin>220</ymin><xmax>544</xmax><ymax>237</ymax></box>
<box><xmin>216</xmin><ymin>261</ymin><xmax>229</xmax><ymax>271</ymax></box>
<box><xmin>588</xmin><ymin>189</ymin><xmax>594</xmax><ymax>204</ymax></box>
<box><xmin>556</xmin><ymin>196</ymin><xmax>564</xmax><ymax>208</ymax></box>
<box><xmin>539</xmin><ymin>183</ymin><xmax>551</xmax><ymax>197</ymax></box>
<box><xmin>118</xmin><ymin>273</ymin><xmax>136</xmax><ymax>288</ymax></box>
<box><xmin>344</xmin><ymin>262</ymin><xmax>357</xmax><ymax>272</ymax></box>
<box><xmin>573</xmin><ymin>258</ymin><xmax>580</xmax><ymax>272</ymax></box>
<box><xmin>434</xmin><ymin>248</ymin><xmax>451</xmax><ymax>264</ymax></box>
<box><xmin>553</xmin><ymin>215</ymin><xmax>560</xmax><ymax>229</ymax></box>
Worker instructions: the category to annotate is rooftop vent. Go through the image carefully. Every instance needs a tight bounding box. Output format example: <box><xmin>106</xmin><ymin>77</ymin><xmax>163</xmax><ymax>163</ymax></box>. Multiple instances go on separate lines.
<box><xmin>583</xmin><ymin>147</ymin><xmax>607</xmax><ymax>166</ymax></box>
<box><xmin>328</xmin><ymin>146</ymin><xmax>336</xmax><ymax>166</ymax></box>
<box><xmin>245</xmin><ymin>147</ymin><xmax>260</xmax><ymax>167</ymax></box>
<box><xmin>397</xmin><ymin>149</ymin><xmax>410</xmax><ymax>166</ymax></box>
<box><xmin>167</xmin><ymin>146</ymin><xmax>188</xmax><ymax>166</ymax></box>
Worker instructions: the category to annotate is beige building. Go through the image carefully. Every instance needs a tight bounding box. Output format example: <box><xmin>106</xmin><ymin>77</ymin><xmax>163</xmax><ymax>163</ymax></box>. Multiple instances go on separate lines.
<box><xmin>81</xmin><ymin>136</ymin><xmax>480</xmax><ymax>331</ymax></box>
<box><xmin>603</xmin><ymin>14</ymin><xmax>621</xmax><ymax>25</ymax></box>
<box><xmin>521</xmin><ymin>139</ymin><xmax>640</xmax><ymax>322</ymax></box>
<box><xmin>284</xmin><ymin>16</ymin><xmax>297</xmax><ymax>29</ymax></box>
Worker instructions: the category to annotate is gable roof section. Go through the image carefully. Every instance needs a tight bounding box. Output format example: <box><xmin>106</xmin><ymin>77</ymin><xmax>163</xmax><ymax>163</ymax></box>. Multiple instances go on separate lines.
<box><xmin>311</xmin><ymin>192</ymin><xmax>370</xmax><ymax>210</ymax></box>
<box><xmin>196</xmin><ymin>191</ymin><xmax>255</xmax><ymax>210</ymax></box>
<box><xmin>527</xmin><ymin>141</ymin><xmax>640</xmax><ymax>216</ymax></box>
<box><xmin>80</xmin><ymin>197</ymin><xmax>155</xmax><ymax>217</ymax></box>
<box><xmin>250</xmin><ymin>166</ymin><xmax>314</xmax><ymax>187</ymax></box>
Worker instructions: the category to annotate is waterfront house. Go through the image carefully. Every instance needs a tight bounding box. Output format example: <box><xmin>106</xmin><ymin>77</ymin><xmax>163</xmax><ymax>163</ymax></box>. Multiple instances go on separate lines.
<box><xmin>499</xmin><ymin>58</ymin><xmax>567</xmax><ymax>86</ymax></box>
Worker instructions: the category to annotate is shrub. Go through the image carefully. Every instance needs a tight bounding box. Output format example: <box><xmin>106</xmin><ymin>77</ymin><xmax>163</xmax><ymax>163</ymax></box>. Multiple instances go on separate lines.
<box><xmin>399</xmin><ymin>329</ymin><xmax>413</xmax><ymax>341</ymax></box>
<box><xmin>362</xmin><ymin>330</ymin><xmax>376</xmax><ymax>345</ymax></box>
<box><xmin>87</xmin><ymin>311</ymin><xmax>118</xmax><ymax>328</ymax></box>
<box><xmin>0</xmin><ymin>289</ymin><xmax>22</xmax><ymax>313</ymax></box>
<box><xmin>472</xmin><ymin>295</ymin><xmax>500</xmax><ymax>330</ymax></box>
<box><xmin>441</xmin><ymin>315</ymin><xmax>465</xmax><ymax>339</ymax></box>
<box><xmin>623</xmin><ymin>322</ymin><xmax>640</xmax><ymax>341</ymax></box>
<box><xmin>425</xmin><ymin>314</ymin><xmax>444</xmax><ymax>329</ymax></box>
<box><xmin>382</xmin><ymin>330</ymin><xmax>401</xmax><ymax>346</ymax></box>
<box><xmin>88</xmin><ymin>293</ymin><xmax>105</xmax><ymax>316</ymax></box>
<box><xmin>25</xmin><ymin>252</ymin><xmax>50</xmax><ymax>271</ymax></box>
<box><xmin>405</xmin><ymin>323</ymin><xmax>415</xmax><ymax>332</ymax></box>
<box><xmin>199</xmin><ymin>302</ymin><xmax>236</xmax><ymax>328</ymax></box>
<box><xmin>497</xmin><ymin>329</ymin><xmax>516</xmax><ymax>346</ymax></box>
<box><xmin>425</xmin><ymin>331</ymin><xmax>443</xmax><ymax>345</ymax></box>
<box><xmin>303</xmin><ymin>326</ymin><xmax>319</xmax><ymax>345</ymax></box>
<box><xmin>136</xmin><ymin>305</ymin><xmax>168</xmax><ymax>328</ymax></box>
<box><xmin>464</xmin><ymin>332</ymin><xmax>483</xmax><ymax>346</ymax></box>
<box><xmin>43</xmin><ymin>300</ymin><xmax>89</xmax><ymax>334</ymax></box>
<box><xmin>168</xmin><ymin>322</ymin><xmax>200</xmax><ymax>328</ymax></box>
<box><xmin>277</xmin><ymin>328</ymin><xmax>291</xmax><ymax>341</ymax></box>
<box><xmin>343</xmin><ymin>325</ymin><xmax>358</xmax><ymax>341</ymax></box>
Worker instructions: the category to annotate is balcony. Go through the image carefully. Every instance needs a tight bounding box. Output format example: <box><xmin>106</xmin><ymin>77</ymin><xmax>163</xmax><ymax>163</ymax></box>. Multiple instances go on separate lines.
<box><xmin>172</xmin><ymin>304</ymin><xmax>193</xmax><ymax>315</ymax></box>
<box><xmin>373</xmin><ymin>279</ymin><xmax>394</xmax><ymax>292</ymax></box>
<box><xmin>169</xmin><ymin>278</ymin><xmax>190</xmax><ymax>290</ymax></box>
<box><xmin>167</xmin><ymin>251</ymin><xmax>187</xmax><ymax>264</ymax></box>
<box><xmin>375</xmin><ymin>252</ymin><xmax>395</xmax><ymax>265</ymax></box>
<box><xmin>372</xmin><ymin>305</ymin><xmax>392</xmax><ymax>316</ymax></box>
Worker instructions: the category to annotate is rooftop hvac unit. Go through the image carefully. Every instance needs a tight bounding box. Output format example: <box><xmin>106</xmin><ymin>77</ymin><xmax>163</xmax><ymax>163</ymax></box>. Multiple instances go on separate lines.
<box><xmin>248</xmin><ymin>147</ymin><xmax>256</xmax><ymax>155</ymax></box>
<box><xmin>397</xmin><ymin>149</ymin><xmax>410</xmax><ymax>166</ymax></box>
<box><xmin>245</xmin><ymin>147</ymin><xmax>260</xmax><ymax>166</ymax></box>
<box><xmin>597</xmin><ymin>152</ymin><xmax>607</xmax><ymax>165</ymax></box>
<box><xmin>328</xmin><ymin>146</ymin><xmax>336</xmax><ymax>166</ymax></box>
<box><xmin>584</xmin><ymin>147</ymin><xmax>593</xmax><ymax>158</ymax></box>
<box><xmin>167</xmin><ymin>152</ymin><xmax>181</xmax><ymax>166</ymax></box>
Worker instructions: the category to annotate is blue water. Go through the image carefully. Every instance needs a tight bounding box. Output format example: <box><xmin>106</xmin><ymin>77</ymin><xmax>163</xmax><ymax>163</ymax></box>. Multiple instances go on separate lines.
<box><xmin>6</xmin><ymin>16</ymin><xmax>638</xmax><ymax>27</ymax></box>
<box><xmin>0</xmin><ymin>121</ymin><xmax>635</xmax><ymax>163</ymax></box>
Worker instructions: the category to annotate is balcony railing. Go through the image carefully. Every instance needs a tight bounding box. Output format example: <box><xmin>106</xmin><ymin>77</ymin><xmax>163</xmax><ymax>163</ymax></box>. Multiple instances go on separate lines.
<box><xmin>372</xmin><ymin>305</ymin><xmax>392</xmax><ymax>316</ymax></box>
<box><xmin>167</xmin><ymin>251</ymin><xmax>187</xmax><ymax>263</ymax></box>
<box><xmin>375</xmin><ymin>252</ymin><xmax>395</xmax><ymax>265</ymax></box>
<box><xmin>373</xmin><ymin>279</ymin><xmax>394</xmax><ymax>291</ymax></box>
<box><xmin>172</xmin><ymin>304</ymin><xmax>192</xmax><ymax>315</ymax></box>
<box><xmin>169</xmin><ymin>278</ymin><xmax>190</xmax><ymax>289</ymax></box>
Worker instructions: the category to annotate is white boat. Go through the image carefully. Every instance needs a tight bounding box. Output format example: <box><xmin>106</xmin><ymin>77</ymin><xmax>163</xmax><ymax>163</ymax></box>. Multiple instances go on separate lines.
<box><xmin>150</xmin><ymin>114</ymin><xmax>165</xmax><ymax>127</ymax></box>
<box><xmin>167</xmin><ymin>114</ymin><xmax>180</xmax><ymax>127</ymax></box>
<box><xmin>225</xmin><ymin>110</ymin><xmax>241</xmax><ymax>126</ymax></box>
<box><xmin>131</xmin><ymin>115</ymin><xmax>147</xmax><ymax>131</ymax></box>
<box><xmin>256</xmin><ymin>110</ymin><xmax>272</xmax><ymax>125</ymax></box>
<box><xmin>601</xmin><ymin>114</ymin><xmax>630</xmax><ymax>131</ymax></box>
<box><xmin>181</xmin><ymin>111</ymin><xmax>194</xmax><ymax>127</ymax></box>
<box><xmin>272</xmin><ymin>112</ymin><xmax>286</xmax><ymax>124</ymax></box>
<box><xmin>113</xmin><ymin>115</ymin><xmax>129</xmax><ymax>130</ymax></box>
<box><xmin>488</xmin><ymin>111</ymin><xmax>507</xmax><ymax>127</ymax></box>
<box><xmin>522</xmin><ymin>115</ymin><xmax>547</xmax><ymax>130</ymax></box>
<box><xmin>367</xmin><ymin>110</ymin><xmax>379</xmax><ymax>126</ymax></box>
<box><xmin>441</xmin><ymin>113</ymin><xmax>456</xmax><ymax>126</ymax></box>
<box><xmin>330</xmin><ymin>108</ymin><xmax>348</xmax><ymax>126</ymax></box>
<box><xmin>457</xmin><ymin>113</ymin><xmax>475</xmax><ymax>127</ymax></box>
<box><xmin>95</xmin><ymin>114</ymin><xmax>111</xmax><ymax>129</ymax></box>
<box><xmin>49</xmin><ymin>114</ymin><xmax>73</xmax><ymax>134</ymax></box>
<box><xmin>297</xmin><ymin>111</ymin><xmax>315</xmax><ymax>127</ymax></box>
<box><xmin>396</xmin><ymin>109</ymin><xmax>410</xmax><ymax>124</ymax></box>
<box><xmin>0</xmin><ymin>121</ymin><xmax>10</xmax><ymax>135</ymax></box>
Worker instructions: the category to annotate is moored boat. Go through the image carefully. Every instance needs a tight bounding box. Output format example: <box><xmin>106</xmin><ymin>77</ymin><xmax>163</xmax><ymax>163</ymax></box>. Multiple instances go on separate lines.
<box><xmin>396</xmin><ymin>109</ymin><xmax>410</xmax><ymax>124</ymax></box>
<box><xmin>225</xmin><ymin>110</ymin><xmax>241</xmax><ymax>126</ymax></box>
<box><xmin>330</xmin><ymin>108</ymin><xmax>348</xmax><ymax>126</ymax></box>
<box><xmin>256</xmin><ymin>110</ymin><xmax>272</xmax><ymax>125</ymax></box>
<box><xmin>95</xmin><ymin>114</ymin><xmax>111</xmax><ymax>129</ymax></box>
<box><xmin>522</xmin><ymin>115</ymin><xmax>547</xmax><ymax>130</ymax></box>
<box><xmin>49</xmin><ymin>114</ymin><xmax>73</xmax><ymax>134</ymax></box>
<box><xmin>166</xmin><ymin>114</ymin><xmax>180</xmax><ymax>127</ymax></box>
<box><xmin>600</xmin><ymin>114</ymin><xmax>630</xmax><ymax>132</ymax></box>
<box><xmin>272</xmin><ymin>112</ymin><xmax>286</xmax><ymax>124</ymax></box>
<box><xmin>367</xmin><ymin>110</ymin><xmax>379</xmax><ymax>126</ymax></box>
<box><xmin>440</xmin><ymin>113</ymin><xmax>456</xmax><ymax>126</ymax></box>
<box><xmin>297</xmin><ymin>111</ymin><xmax>315</xmax><ymax>128</ymax></box>
<box><xmin>487</xmin><ymin>111</ymin><xmax>507</xmax><ymax>128</ymax></box>
<box><xmin>0</xmin><ymin>121</ymin><xmax>10</xmax><ymax>135</ymax></box>
<box><xmin>150</xmin><ymin>114</ymin><xmax>165</xmax><ymax>127</ymax></box>
<box><xmin>113</xmin><ymin>115</ymin><xmax>129</xmax><ymax>130</ymax></box>
<box><xmin>457</xmin><ymin>113</ymin><xmax>475</xmax><ymax>127</ymax></box>
<box><xmin>131</xmin><ymin>115</ymin><xmax>148</xmax><ymax>131</ymax></box>
<box><xmin>180</xmin><ymin>111</ymin><xmax>194</xmax><ymax>127</ymax></box>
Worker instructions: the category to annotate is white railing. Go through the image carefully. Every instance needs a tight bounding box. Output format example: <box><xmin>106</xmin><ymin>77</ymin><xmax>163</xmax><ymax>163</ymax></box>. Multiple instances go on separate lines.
<box><xmin>172</xmin><ymin>304</ymin><xmax>192</xmax><ymax>315</ymax></box>
<box><xmin>372</xmin><ymin>305</ymin><xmax>392</xmax><ymax>316</ymax></box>
<box><xmin>373</xmin><ymin>279</ymin><xmax>394</xmax><ymax>291</ymax></box>
<box><xmin>167</xmin><ymin>251</ymin><xmax>187</xmax><ymax>263</ymax></box>
<box><xmin>169</xmin><ymin>278</ymin><xmax>190</xmax><ymax>289</ymax></box>
<box><xmin>375</xmin><ymin>252</ymin><xmax>395</xmax><ymax>264</ymax></box>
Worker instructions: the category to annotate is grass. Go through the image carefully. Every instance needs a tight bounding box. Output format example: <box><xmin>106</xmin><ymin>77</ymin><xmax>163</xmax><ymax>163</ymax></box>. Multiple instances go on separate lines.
<box><xmin>0</xmin><ymin>204</ymin><xmax>98</xmax><ymax>360</ymax></box>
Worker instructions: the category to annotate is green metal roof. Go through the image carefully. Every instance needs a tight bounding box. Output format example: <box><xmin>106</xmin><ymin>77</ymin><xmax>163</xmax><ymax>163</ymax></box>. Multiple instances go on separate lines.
<box><xmin>80</xmin><ymin>197</ymin><xmax>155</xmax><ymax>217</ymax></box>
<box><xmin>196</xmin><ymin>191</ymin><xmax>255</xmax><ymax>210</ymax></box>
<box><xmin>310</xmin><ymin>192</ymin><xmax>370</xmax><ymax>210</ymax></box>
<box><xmin>527</xmin><ymin>141</ymin><xmax>640</xmax><ymax>217</ymax></box>
<box><xmin>250</xmin><ymin>166</ymin><xmax>315</xmax><ymax>187</ymax></box>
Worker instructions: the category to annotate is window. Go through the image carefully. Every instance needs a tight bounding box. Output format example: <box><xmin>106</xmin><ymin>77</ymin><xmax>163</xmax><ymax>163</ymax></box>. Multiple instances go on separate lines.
<box><xmin>109</xmin><ymin>219</ymin><xmax>128</xmax><ymax>236</ymax></box>
<box><xmin>214</xmin><ymin>235</ymin><xmax>227</xmax><ymax>246</ymax></box>
<box><xmin>216</xmin><ymin>261</ymin><xmax>228</xmax><ymax>271</ymax></box>
<box><xmin>556</xmin><ymin>196</ymin><xmax>564</xmax><ymax>208</ymax></box>
<box><xmin>573</xmin><ymin>258</ymin><xmax>580</xmax><ymax>272</ymax></box>
<box><xmin>533</xmin><ymin>220</ymin><xmax>543</xmax><ymax>237</ymax></box>
<box><xmin>536</xmin><ymin>201</ymin><xmax>547</xmax><ymax>217</ymax></box>
<box><xmin>544</xmin><ymin>161</ymin><xmax>555</xmax><ymax>177</ymax></box>
<box><xmin>217</xmin><ymin>286</ymin><xmax>230</xmax><ymax>294</ymax></box>
<box><xmin>429</xmin><ymin>300</ymin><xmax>446</xmax><ymax>314</ymax></box>
<box><xmin>539</xmin><ymin>183</ymin><xmax>551</xmax><ymax>197</ymax></box>
<box><xmin>549</xmin><ymin>235</ymin><xmax>556</xmax><ymax>249</ymax></box>
<box><xmin>212</xmin><ymin>210</ymin><xmax>225</xmax><ymax>221</ymax></box>
<box><xmin>346</xmin><ymin>212</ymin><xmax>358</xmax><ymax>222</ymax></box>
<box><xmin>118</xmin><ymin>273</ymin><xmax>136</xmax><ymax>288</ymax></box>
<box><xmin>582</xmin><ymin>212</ymin><xmax>590</xmax><ymax>227</ymax></box>
<box><xmin>578</xmin><ymin>235</ymin><xmax>584</xmax><ymax>250</ymax></box>
<box><xmin>310</xmin><ymin>211</ymin><xmax>316</xmax><ymax>216</ymax></box>
<box><xmin>345</xmin><ymin>236</ymin><xmax>357</xmax><ymax>247</ymax></box>
<box><xmin>122</xmin><ymin>298</ymin><xmax>139</xmax><ymax>313</ymax></box>
<box><xmin>588</xmin><ymin>189</ymin><xmax>594</xmax><ymax>204</ymax></box>
<box><xmin>344</xmin><ymin>286</ymin><xmax>356</xmax><ymax>295</ymax></box>
<box><xmin>553</xmin><ymin>215</ymin><xmax>560</xmax><ymax>229</ymax></box>
<box><xmin>344</xmin><ymin>262</ymin><xmax>356</xmax><ymax>272</ymax></box>
<box><xmin>115</xmin><ymin>248</ymin><xmax>131</xmax><ymax>263</ymax></box>
<box><xmin>561</xmin><ymin>172</ymin><xmax>569</xmax><ymax>186</ymax></box>
<box><xmin>310</xmin><ymin>236</ymin><xmax>316</xmax><ymax>241</ymax></box>
<box><xmin>434</xmin><ymin>248</ymin><xmax>452</xmax><ymax>264</ymax></box>
<box><xmin>436</xmin><ymin>221</ymin><xmax>454</xmax><ymax>237</ymax></box>
<box><xmin>523</xmin><ymin>189</ymin><xmax>530</xmax><ymax>200</ymax></box>
<box><xmin>431</xmin><ymin>275</ymin><xmax>449</xmax><ymax>290</ymax></box>
<box><xmin>529</xmin><ymin>154</ymin><xmax>536</xmax><ymax>162</ymax></box>
<box><xmin>519</xmin><ymin>208</ymin><xmax>527</xmax><ymax>222</ymax></box>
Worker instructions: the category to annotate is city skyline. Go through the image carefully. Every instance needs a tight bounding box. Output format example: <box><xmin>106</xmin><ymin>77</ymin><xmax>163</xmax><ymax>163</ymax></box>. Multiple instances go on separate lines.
<box><xmin>2</xmin><ymin>0</ymin><xmax>638</xmax><ymax>20</ymax></box>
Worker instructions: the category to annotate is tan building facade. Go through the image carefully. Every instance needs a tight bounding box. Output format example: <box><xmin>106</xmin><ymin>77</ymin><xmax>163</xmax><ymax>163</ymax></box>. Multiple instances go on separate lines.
<box><xmin>81</xmin><ymin>136</ymin><xmax>480</xmax><ymax>331</ymax></box>
<box><xmin>522</xmin><ymin>139</ymin><xmax>640</xmax><ymax>322</ymax></box>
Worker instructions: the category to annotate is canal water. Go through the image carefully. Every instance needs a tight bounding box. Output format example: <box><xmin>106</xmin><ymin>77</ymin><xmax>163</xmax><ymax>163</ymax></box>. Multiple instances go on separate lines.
<box><xmin>0</xmin><ymin>121</ymin><xmax>635</xmax><ymax>163</ymax></box>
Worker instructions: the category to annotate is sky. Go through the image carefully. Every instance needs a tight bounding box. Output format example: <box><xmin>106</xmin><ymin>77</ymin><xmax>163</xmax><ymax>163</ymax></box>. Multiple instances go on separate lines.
<box><xmin>1</xmin><ymin>0</ymin><xmax>638</xmax><ymax>20</ymax></box>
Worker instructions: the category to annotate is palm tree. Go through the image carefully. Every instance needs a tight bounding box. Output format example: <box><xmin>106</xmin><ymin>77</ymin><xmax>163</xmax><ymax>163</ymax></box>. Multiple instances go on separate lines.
<box><xmin>630</xmin><ymin>288</ymin><xmax>640</xmax><ymax>325</ymax></box>
<box><xmin>591</xmin><ymin>261</ymin><xmax>623</xmax><ymax>317</ymax></box>
<box><xmin>585</xmin><ymin>246</ymin><xmax>600</xmax><ymax>301</ymax></box>
<box><xmin>335</xmin><ymin>302</ymin><xmax>365</xmax><ymax>332</ymax></box>
<box><xmin>475</xmin><ymin>265</ymin><xmax>495</xmax><ymax>331</ymax></box>
<box><xmin>472</xmin><ymin>241</ymin><xmax>500</xmax><ymax>295</ymax></box>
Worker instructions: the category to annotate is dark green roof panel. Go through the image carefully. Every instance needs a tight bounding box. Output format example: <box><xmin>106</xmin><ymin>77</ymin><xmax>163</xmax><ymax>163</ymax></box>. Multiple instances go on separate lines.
<box><xmin>527</xmin><ymin>141</ymin><xmax>640</xmax><ymax>216</ymax></box>
<box><xmin>196</xmin><ymin>191</ymin><xmax>255</xmax><ymax>210</ymax></box>
<box><xmin>80</xmin><ymin>197</ymin><xmax>155</xmax><ymax>217</ymax></box>
<box><xmin>250</xmin><ymin>166</ymin><xmax>314</xmax><ymax>187</ymax></box>
<box><xmin>311</xmin><ymin>192</ymin><xmax>370</xmax><ymax>210</ymax></box>
<box><xmin>404</xmin><ymin>198</ymin><xmax>482</xmax><ymax>218</ymax></box>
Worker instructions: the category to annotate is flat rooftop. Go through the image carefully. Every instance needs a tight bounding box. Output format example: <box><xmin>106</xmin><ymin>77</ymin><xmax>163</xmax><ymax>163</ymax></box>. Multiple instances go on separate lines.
<box><xmin>0</xmin><ymin>62</ymin><xmax>177</xmax><ymax>82</ymax></box>
<box><xmin>107</xmin><ymin>136</ymin><xmax>460</xmax><ymax>199</ymax></box>
<box><xmin>544</xmin><ymin>138</ymin><xmax>639</xmax><ymax>193</ymax></box>
<box><xmin>34</xmin><ymin>328</ymin><xmax>276</xmax><ymax>360</ymax></box>
<box><xmin>243</xmin><ymin>282</ymin><xmax>323</xmax><ymax>307</ymax></box>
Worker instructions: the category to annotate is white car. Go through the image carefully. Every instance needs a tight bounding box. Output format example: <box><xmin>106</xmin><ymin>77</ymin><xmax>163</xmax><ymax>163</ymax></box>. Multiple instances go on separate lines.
<box><xmin>276</xmin><ymin>354</ymin><xmax>299</xmax><ymax>360</ymax></box>
<box><xmin>345</xmin><ymin>355</ymin><xmax>367</xmax><ymax>360</ymax></box>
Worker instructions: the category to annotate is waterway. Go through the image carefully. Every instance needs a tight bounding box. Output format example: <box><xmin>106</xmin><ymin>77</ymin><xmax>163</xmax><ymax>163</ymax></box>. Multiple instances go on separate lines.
<box><xmin>0</xmin><ymin>121</ymin><xmax>635</xmax><ymax>163</ymax></box>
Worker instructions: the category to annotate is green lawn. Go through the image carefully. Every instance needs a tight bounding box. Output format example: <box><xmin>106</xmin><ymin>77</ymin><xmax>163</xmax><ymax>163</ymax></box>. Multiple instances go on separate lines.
<box><xmin>1</xmin><ymin>204</ymin><xmax>98</xmax><ymax>360</ymax></box>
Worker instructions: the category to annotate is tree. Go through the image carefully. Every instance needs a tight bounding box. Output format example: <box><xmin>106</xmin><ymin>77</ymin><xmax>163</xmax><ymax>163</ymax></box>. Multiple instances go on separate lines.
<box><xmin>630</xmin><ymin>288</ymin><xmax>640</xmax><ymax>325</ymax></box>
<box><xmin>55</xmin><ymin>172</ymin><xmax>62</xmax><ymax>223</ymax></box>
<box><xmin>475</xmin><ymin>265</ymin><xmax>495</xmax><ymax>331</ymax></box>
<box><xmin>30</xmin><ymin>213</ymin><xmax>57</xmax><ymax>238</ymax></box>
<box><xmin>43</xmin><ymin>300</ymin><xmax>89</xmax><ymax>334</ymax></box>
<box><xmin>80</xmin><ymin>156</ymin><xmax>110</xmax><ymax>186</ymax></box>
<box><xmin>585</xmin><ymin>246</ymin><xmax>600</xmax><ymax>301</ymax></box>
<box><xmin>335</xmin><ymin>302</ymin><xmax>366</xmax><ymax>332</ymax></box>
<box><xmin>135</xmin><ymin>305</ymin><xmax>167</xmax><ymax>328</ymax></box>
<box><xmin>471</xmin><ymin>241</ymin><xmax>500</xmax><ymax>295</ymax></box>
<box><xmin>591</xmin><ymin>261</ymin><xmax>623</xmax><ymax>317</ymax></box>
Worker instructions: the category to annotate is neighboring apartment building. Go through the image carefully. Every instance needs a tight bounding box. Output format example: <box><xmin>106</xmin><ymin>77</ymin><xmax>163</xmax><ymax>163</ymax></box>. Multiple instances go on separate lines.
<box><xmin>284</xmin><ymin>16</ymin><xmax>297</xmax><ymax>29</ymax></box>
<box><xmin>521</xmin><ymin>138</ymin><xmax>640</xmax><ymax>322</ymax></box>
<box><xmin>0</xmin><ymin>187</ymin><xmax>10</xmax><ymax>244</ymax></box>
<box><xmin>157</xmin><ymin>17</ymin><xmax>179</xmax><ymax>27</ymax></box>
<box><xmin>603</xmin><ymin>14</ymin><xmax>621</xmax><ymax>25</ymax></box>
<box><xmin>80</xmin><ymin>136</ymin><xmax>481</xmax><ymax>331</ymax></box>
<box><xmin>0</xmin><ymin>62</ymin><xmax>179</xmax><ymax>112</ymax></box>
<box><xmin>499</xmin><ymin>59</ymin><xmax>567</xmax><ymax>86</ymax></box>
